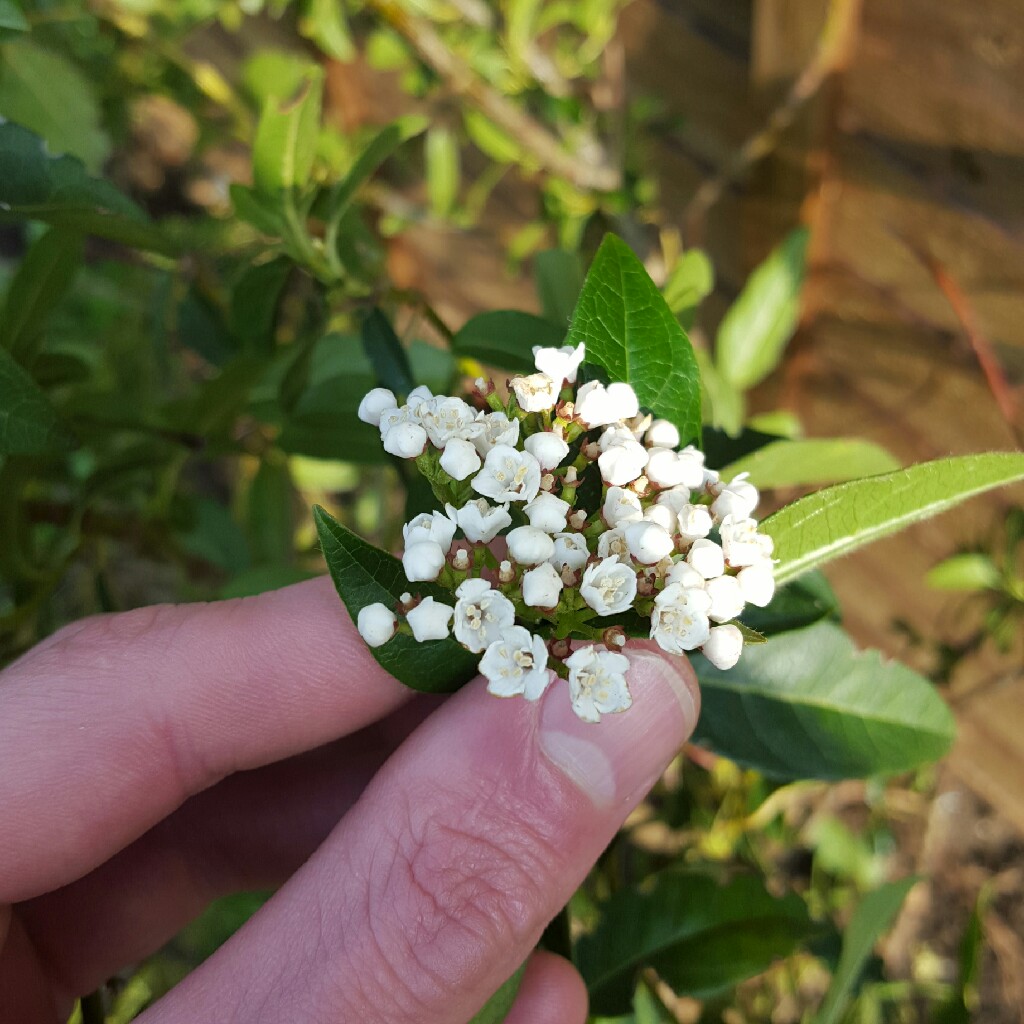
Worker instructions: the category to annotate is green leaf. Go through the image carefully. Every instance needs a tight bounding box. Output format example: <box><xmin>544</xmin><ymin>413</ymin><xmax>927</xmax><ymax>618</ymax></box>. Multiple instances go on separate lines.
<box><xmin>662</xmin><ymin>248</ymin><xmax>713</xmax><ymax>329</ymax></box>
<box><xmin>0</xmin><ymin>122</ymin><xmax>173</xmax><ymax>252</ymax></box>
<box><xmin>0</xmin><ymin>227</ymin><xmax>83</xmax><ymax>360</ymax></box>
<box><xmin>218</xmin><ymin>565</ymin><xmax>316</xmax><ymax>599</ymax></box>
<box><xmin>0</xmin><ymin>1</ymin><xmax>29</xmax><ymax>33</ymax></box>
<box><xmin>534</xmin><ymin>248</ymin><xmax>583</xmax><ymax>327</ymax></box>
<box><xmin>691</xmin><ymin>623</ymin><xmax>955</xmax><ymax>780</ymax></box>
<box><xmin>361</xmin><ymin>307</ymin><xmax>414</xmax><ymax>396</ymax></box>
<box><xmin>720</xmin><ymin>438</ymin><xmax>900</xmax><ymax>489</ymax></box>
<box><xmin>230</xmin><ymin>183</ymin><xmax>285</xmax><ymax>236</ymax></box>
<box><xmin>715</xmin><ymin>227</ymin><xmax>808</xmax><ymax>391</ymax></box>
<box><xmin>468</xmin><ymin>963</ymin><xmax>528</xmax><ymax>1024</ymax></box>
<box><xmin>453</xmin><ymin>310</ymin><xmax>567</xmax><ymax>373</ymax></box>
<box><xmin>230</xmin><ymin>257</ymin><xmax>291</xmax><ymax>356</ymax></box>
<box><xmin>0</xmin><ymin>345</ymin><xmax>73</xmax><ymax>454</ymax></box>
<box><xmin>740</xmin><ymin>571</ymin><xmax>839</xmax><ymax>636</ymax></box>
<box><xmin>253</xmin><ymin>66</ymin><xmax>324</xmax><ymax>195</ymax></box>
<box><xmin>764</xmin><ymin>453</ymin><xmax>1024</xmax><ymax>586</ymax></box>
<box><xmin>299</xmin><ymin>0</ymin><xmax>355</xmax><ymax>61</ymax></box>
<box><xmin>248</xmin><ymin>460</ymin><xmax>295</xmax><ymax>566</ymax></box>
<box><xmin>813</xmin><ymin>878</ymin><xmax>917</xmax><ymax>1024</ymax></box>
<box><xmin>926</xmin><ymin>553</ymin><xmax>1001</xmax><ymax>592</ymax></box>
<box><xmin>426</xmin><ymin>124</ymin><xmax>460</xmax><ymax>218</ymax></box>
<box><xmin>575</xmin><ymin>869</ymin><xmax>813</xmax><ymax>1015</ymax></box>
<box><xmin>569</xmin><ymin>235</ymin><xmax>702</xmax><ymax>444</ymax></box>
<box><xmin>314</xmin><ymin>506</ymin><xmax>479</xmax><ymax>692</ymax></box>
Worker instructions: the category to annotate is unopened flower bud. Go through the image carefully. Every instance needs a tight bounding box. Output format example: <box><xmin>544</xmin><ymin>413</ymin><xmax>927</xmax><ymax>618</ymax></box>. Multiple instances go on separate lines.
<box><xmin>625</xmin><ymin>521</ymin><xmax>675</xmax><ymax>564</ymax></box>
<box><xmin>357</xmin><ymin>602</ymin><xmax>397</xmax><ymax>647</ymax></box>
<box><xmin>645</xmin><ymin>418</ymin><xmax>681</xmax><ymax>448</ymax></box>
<box><xmin>522</xmin><ymin>562</ymin><xmax>563</xmax><ymax>608</ymax></box>
<box><xmin>383</xmin><ymin>422</ymin><xmax>428</xmax><ymax>459</ymax></box>
<box><xmin>524</xmin><ymin>430</ymin><xmax>570</xmax><ymax>470</ymax></box>
<box><xmin>525</xmin><ymin>492</ymin><xmax>571</xmax><ymax>532</ymax></box>
<box><xmin>439</xmin><ymin>437</ymin><xmax>482</xmax><ymax>481</ymax></box>
<box><xmin>711</xmin><ymin>473</ymin><xmax>759</xmax><ymax>520</ymax></box>
<box><xmin>706</xmin><ymin>574</ymin><xmax>745</xmax><ymax>623</ymax></box>
<box><xmin>642</xmin><ymin>503</ymin><xmax>675</xmax><ymax>531</ymax></box>
<box><xmin>406</xmin><ymin>597</ymin><xmax>455</xmax><ymax>642</ymax></box>
<box><xmin>357</xmin><ymin>388</ymin><xmax>398</xmax><ymax>426</ymax></box>
<box><xmin>599</xmin><ymin>440</ymin><xmax>649</xmax><ymax>486</ymax></box>
<box><xmin>507</xmin><ymin>525</ymin><xmax>556</xmax><ymax>565</ymax></box>
<box><xmin>702</xmin><ymin>623</ymin><xmax>743</xmax><ymax>670</ymax></box>
<box><xmin>687</xmin><ymin>538</ymin><xmax>725</xmax><ymax>580</ymax></box>
<box><xmin>403</xmin><ymin>540</ymin><xmax>446</xmax><ymax>582</ymax></box>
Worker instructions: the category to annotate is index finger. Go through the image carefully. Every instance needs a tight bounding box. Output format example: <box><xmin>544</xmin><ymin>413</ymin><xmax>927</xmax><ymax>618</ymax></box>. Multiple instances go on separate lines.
<box><xmin>0</xmin><ymin>577</ymin><xmax>409</xmax><ymax>903</ymax></box>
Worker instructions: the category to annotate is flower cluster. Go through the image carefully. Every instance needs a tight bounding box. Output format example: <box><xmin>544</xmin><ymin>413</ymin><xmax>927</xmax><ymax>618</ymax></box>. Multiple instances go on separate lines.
<box><xmin>354</xmin><ymin>343</ymin><xmax>775</xmax><ymax>723</ymax></box>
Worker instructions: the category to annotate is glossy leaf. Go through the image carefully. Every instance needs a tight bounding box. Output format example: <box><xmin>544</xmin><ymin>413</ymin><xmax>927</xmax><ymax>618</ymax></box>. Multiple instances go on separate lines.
<box><xmin>314</xmin><ymin>506</ymin><xmax>479</xmax><ymax>692</ymax></box>
<box><xmin>926</xmin><ymin>553</ymin><xmax>1001</xmax><ymax>592</ymax></box>
<box><xmin>813</xmin><ymin>878</ymin><xmax>917</xmax><ymax>1024</ymax></box>
<box><xmin>568</xmin><ymin>235</ymin><xmax>702</xmax><ymax>443</ymax></box>
<box><xmin>692</xmin><ymin>623</ymin><xmax>955</xmax><ymax>780</ymax></box>
<box><xmin>253</xmin><ymin>67</ymin><xmax>324</xmax><ymax>195</ymax></box>
<box><xmin>575</xmin><ymin>869</ymin><xmax>813</xmax><ymax>1015</ymax></box>
<box><xmin>716</xmin><ymin>227</ymin><xmax>808</xmax><ymax>391</ymax></box>
<box><xmin>0</xmin><ymin>346</ymin><xmax>73</xmax><ymax>455</ymax></box>
<box><xmin>763</xmin><ymin>453</ymin><xmax>1024</xmax><ymax>586</ymax></box>
<box><xmin>720</xmin><ymin>438</ymin><xmax>900</xmax><ymax>489</ymax></box>
<box><xmin>453</xmin><ymin>310</ymin><xmax>567</xmax><ymax>373</ymax></box>
<box><xmin>468</xmin><ymin>963</ymin><xmax>527</xmax><ymax>1024</ymax></box>
<box><xmin>535</xmin><ymin>248</ymin><xmax>583</xmax><ymax>328</ymax></box>
<box><xmin>361</xmin><ymin>307</ymin><xmax>414</xmax><ymax>396</ymax></box>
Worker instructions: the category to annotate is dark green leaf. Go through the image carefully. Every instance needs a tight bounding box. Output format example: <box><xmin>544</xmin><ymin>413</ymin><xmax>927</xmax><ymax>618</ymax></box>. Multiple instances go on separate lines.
<box><xmin>453</xmin><ymin>310</ymin><xmax>567</xmax><ymax>373</ymax></box>
<box><xmin>230</xmin><ymin>257</ymin><xmax>291</xmax><ymax>356</ymax></box>
<box><xmin>740</xmin><ymin>571</ymin><xmax>840</xmax><ymax>636</ymax></box>
<box><xmin>314</xmin><ymin>505</ymin><xmax>479</xmax><ymax>692</ymax></box>
<box><xmin>567</xmin><ymin>235</ymin><xmax>702</xmax><ymax>445</ymax></box>
<box><xmin>229</xmin><ymin>183</ymin><xmax>285</xmax><ymax>236</ymax></box>
<box><xmin>720</xmin><ymin>438</ymin><xmax>900</xmax><ymax>489</ymax></box>
<box><xmin>813</xmin><ymin>878</ymin><xmax>917</xmax><ymax>1024</ymax></box>
<box><xmin>575</xmin><ymin>869</ymin><xmax>813</xmax><ymax>1015</ymax></box>
<box><xmin>177</xmin><ymin>287</ymin><xmax>235</xmax><ymax>367</ymax></box>
<box><xmin>248</xmin><ymin>460</ymin><xmax>295</xmax><ymax>566</ymax></box>
<box><xmin>468</xmin><ymin>963</ymin><xmax>528</xmax><ymax>1024</ymax></box>
<box><xmin>764</xmin><ymin>453</ymin><xmax>1024</xmax><ymax>586</ymax></box>
<box><xmin>0</xmin><ymin>1</ymin><xmax>29</xmax><ymax>33</ymax></box>
<box><xmin>176</xmin><ymin>498</ymin><xmax>250</xmax><ymax>574</ymax></box>
<box><xmin>361</xmin><ymin>307</ymin><xmax>414</xmax><ymax>396</ymax></box>
<box><xmin>253</xmin><ymin>67</ymin><xmax>324</xmax><ymax>195</ymax></box>
<box><xmin>692</xmin><ymin>623</ymin><xmax>956</xmax><ymax>780</ymax></box>
<box><xmin>926</xmin><ymin>553</ymin><xmax>1001</xmax><ymax>592</ymax></box>
<box><xmin>701</xmin><ymin>425</ymin><xmax>783</xmax><ymax>469</ymax></box>
<box><xmin>0</xmin><ymin>345</ymin><xmax>73</xmax><ymax>454</ymax></box>
<box><xmin>534</xmin><ymin>248</ymin><xmax>583</xmax><ymax>328</ymax></box>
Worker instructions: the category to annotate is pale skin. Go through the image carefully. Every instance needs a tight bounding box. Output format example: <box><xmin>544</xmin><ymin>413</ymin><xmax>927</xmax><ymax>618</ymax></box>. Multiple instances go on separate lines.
<box><xmin>0</xmin><ymin>577</ymin><xmax>699</xmax><ymax>1023</ymax></box>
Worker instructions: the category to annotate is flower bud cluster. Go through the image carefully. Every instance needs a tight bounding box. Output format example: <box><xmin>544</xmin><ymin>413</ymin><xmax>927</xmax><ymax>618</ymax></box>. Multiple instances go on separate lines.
<box><xmin>355</xmin><ymin>342</ymin><xmax>775</xmax><ymax>723</ymax></box>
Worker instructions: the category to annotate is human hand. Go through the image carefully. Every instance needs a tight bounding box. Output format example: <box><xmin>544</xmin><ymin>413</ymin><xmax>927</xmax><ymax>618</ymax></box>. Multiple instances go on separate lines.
<box><xmin>0</xmin><ymin>576</ymin><xmax>699</xmax><ymax>1023</ymax></box>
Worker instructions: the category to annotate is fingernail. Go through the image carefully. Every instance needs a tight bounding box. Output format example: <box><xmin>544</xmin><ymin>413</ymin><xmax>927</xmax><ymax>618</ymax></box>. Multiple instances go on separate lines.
<box><xmin>537</xmin><ymin>649</ymin><xmax>699</xmax><ymax>809</ymax></box>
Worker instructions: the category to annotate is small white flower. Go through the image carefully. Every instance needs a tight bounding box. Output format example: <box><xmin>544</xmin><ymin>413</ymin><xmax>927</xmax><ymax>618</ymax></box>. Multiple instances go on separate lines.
<box><xmin>533</xmin><ymin>342</ymin><xmax>585</xmax><ymax>384</ymax></box>
<box><xmin>705</xmin><ymin>574</ymin><xmax>745</xmax><ymax>623</ymax></box>
<box><xmin>357</xmin><ymin>387</ymin><xmax>398</xmax><ymax>426</ymax></box>
<box><xmin>580</xmin><ymin>556</ymin><xmax>638</xmax><ymax>615</ymax></box>
<box><xmin>719</xmin><ymin>515</ymin><xmax>774</xmax><ymax>568</ymax></box>
<box><xmin>550</xmin><ymin>532</ymin><xmax>590</xmax><ymax>571</ymax></box>
<box><xmin>711</xmin><ymin>473</ymin><xmax>759</xmax><ymax>520</ymax></box>
<box><xmin>439</xmin><ymin>437</ymin><xmax>482</xmax><ymax>480</ymax></box>
<box><xmin>406</xmin><ymin>597</ymin><xmax>455</xmax><ymax>642</ymax></box>
<box><xmin>419</xmin><ymin>396</ymin><xmax>484</xmax><ymax>448</ymax></box>
<box><xmin>702</xmin><ymin>624</ymin><xmax>743</xmax><ymax>670</ymax></box>
<box><xmin>737</xmin><ymin>558</ymin><xmax>775</xmax><ymax>607</ymax></box>
<box><xmin>645</xmin><ymin>418</ymin><xmax>680</xmax><ymax>448</ymax></box>
<box><xmin>406</xmin><ymin>384</ymin><xmax>433</xmax><ymax>409</ymax></box>
<box><xmin>642</xmin><ymin>503</ymin><xmax>675</xmax><ymax>531</ymax></box>
<box><xmin>473</xmin><ymin>411</ymin><xmax>521</xmax><ymax>455</ymax></box>
<box><xmin>624</xmin><ymin>521</ymin><xmax>675</xmax><ymax>565</ymax></box>
<box><xmin>673</xmin><ymin>446</ymin><xmax>707</xmax><ymax>490</ymax></box>
<box><xmin>473</xmin><ymin>445</ymin><xmax>542</xmax><ymax>503</ymax></box>
<box><xmin>512</xmin><ymin>372</ymin><xmax>560</xmax><ymax>412</ymax></box>
<box><xmin>598</xmin><ymin>424</ymin><xmax>636</xmax><ymax>452</ymax></box>
<box><xmin>598</xmin><ymin>439</ymin><xmax>649</xmax><ymax>486</ymax></box>
<box><xmin>565</xmin><ymin>646</ymin><xmax>632</xmax><ymax>723</ymax></box>
<box><xmin>687</xmin><ymin>538</ymin><xmax>725</xmax><ymax>580</ymax></box>
<box><xmin>446</xmin><ymin>499</ymin><xmax>511</xmax><ymax>543</ymax></box>
<box><xmin>703</xmin><ymin>467</ymin><xmax>721</xmax><ymax>491</ymax></box>
<box><xmin>356</xmin><ymin>602</ymin><xmax>397</xmax><ymax>647</ymax></box>
<box><xmin>522</xmin><ymin>562</ymin><xmax>564</xmax><ymax>608</ymax></box>
<box><xmin>607</xmin><ymin>382</ymin><xmax>640</xmax><ymax>420</ymax></box>
<box><xmin>524</xmin><ymin>430</ymin><xmax>570</xmax><ymax>470</ymax></box>
<box><xmin>677</xmin><ymin>503</ymin><xmax>713</xmax><ymax>542</ymax></box>
<box><xmin>524</xmin><ymin>492</ymin><xmax>570</xmax><ymax>533</ymax></box>
<box><xmin>574</xmin><ymin>380</ymin><xmax>618</xmax><ymax>427</ymax></box>
<box><xmin>646</xmin><ymin>447</ymin><xmax>703</xmax><ymax>489</ymax></box>
<box><xmin>597</xmin><ymin>527</ymin><xmax>631</xmax><ymax>560</ymax></box>
<box><xmin>603</xmin><ymin>486</ymin><xmax>643</xmax><ymax>527</ymax></box>
<box><xmin>507</xmin><ymin>525</ymin><xmax>555</xmax><ymax>565</ymax></box>
<box><xmin>453</xmin><ymin>578</ymin><xmax>516</xmax><ymax>653</ymax></box>
<box><xmin>480</xmin><ymin>626</ymin><xmax>552</xmax><ymax>700</ymax></box>
<box><xmin>667</xmin><ymin>560</ymin><xmax>705</xmax><ymax>589</ymax></box>
<box><xmin>402</xmin><ymin>540</ymin><xmax>446</xmax><ymax>582</ymax></box>
<box><xmin>403</xmin><ymin>511</ymin><xmax>457</xmax><ymax>551</ymax></box>
<box><xmin>656</xmin><ymin>487</ymin><xmax>695</xmax><ymax>515</ymax></box>
<box><xmin>382</xmin><ymin>420</ymin><xmax>427</xmax><ymax>459</ymax></box>
<box><xmin>650</xmin><ymin>583</ymin><xmax>712</xmax><ymax>654</ymax></box>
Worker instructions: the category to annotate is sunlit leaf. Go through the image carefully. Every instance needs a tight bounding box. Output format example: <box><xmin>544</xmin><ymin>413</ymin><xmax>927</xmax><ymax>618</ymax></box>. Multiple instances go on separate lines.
<box><xmin>253</xmin><ymin>67</ymin><xmax>324</xmax><ymax>195</ymax></box>
<box><xmin>926</xmin><ymin>553</ymin><xmax>1001</xmax><ymax>592</ymax></box>
<box><xmin>720</xmin><ymin>438</ymin><xmax>900</xmax><ymax>489</ymax></box>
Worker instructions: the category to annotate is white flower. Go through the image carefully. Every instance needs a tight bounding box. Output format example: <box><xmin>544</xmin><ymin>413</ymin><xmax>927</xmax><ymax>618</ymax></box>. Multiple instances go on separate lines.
<box><xmin>702</xmin><ymin>624</ymin><xmax>743</xmax><ymax>670</ymax></box>
<box><xmin>598</xmin><ymin>424</ymin><xmax>636</xmax><ymax>452</ymax></box>
<box><xmin>626</xmin><ymin>412</ymin><xmax>653</xmax><ymax>440</ymax></box>
<box><xmin>719</xmin><ymin>515</ymin><xmax>774</xmax><ymax>568</ymax></box>
<box><xmin>473</xmin><ymin>411</ymin><xmax>521</xmax><ymax>455</ymax></box>
<box><xmin>711</xmin><ymin>473</ymin><xmax>759</xmax><ymax>520</ymax></box>
<box><xmin>524</xmin><ymin>430</ymin><xmax>570</xmax><ymax>470</ymax></box>
<box><xmin>403</xmin><ymin>511</ymin><xmax>457</xmax><ymax>551</ymax></box>
<box><xmin>705</xmin><ymin>574</ymin><xmax>745</xmax><ymax>623</ymax></box>
<box><xmin>598</xmin><ymin>439</ymin><xmax>649</xmax><ymax>486</ymax></box>
<box><xmin>533</xmin><ymin>342</ymin><xmax>585</xmax><ymax>384</ymax></box>
<box><xmin>574</xmin><ymin>380</ymin><xmax>617</xmax><ymax>427</ymax></box>
<box><xmin>446</xmin><ymin>499</ymin><xmax>511</xmax><ymax>544</ymax></box>
<box><xmin>550</xmin><ymin>532</ymin><xmax>590</xmax><ymax>571</ymax></box>
<box><xmin>667</xmin><ymin>560</ymin><xmax>705</xmax><ymax>589</ymax></box>
<box><xmin>524</xmin><ymin>492</ymin><xmax>570</xmax><ymax>533</ymax></box>
<box><xmin>565</xmin><ymin>646</ymin><xmax>632</xmax><ymax>723</ymax></box>
<box><xmin>642</xmin><ymin>503</ymin><xmax>675</xmax><ymax>531</ymax></box>
<box><xmin>406</xmin><ymin>384</ymin><xmax>433</xmax><ymax>409</ymax></box>
<box><xmin>656</xmin><ymin>487</ymin><xmax>695</xmax><ymax>515</ymax></box>
<box><xmin>480</xmin><ymin>626</ymin><xmax>552</xmax><ymax>700</ymax></box>
<box><xmin>703</xmin><ymin>467</ymin><xmax>721</xmax><ymax>491</ymax></box>
<box><xmin>453</xmin><ymin>578</ymin><xmax>516</xmax><ymax>653</ymax></box>
<box><xmin>603</xmin><ymin>486</ymin><xmax>643</xmax><ymax>527</ymax></box>
<box><xmin>737</xmin><ymin>558</ymin><xmax>775</xmax><ymax>607</ymax></box>
<box><xmin>507</xmin><ymin>525</ymin><xmax>555</xmax><ymax>565</ymax></box>
<box><xmin>645</xmin><ymin>418</ymin><xmax>680</xmax><ymax>448</ymax></box>
<box><xmin>580</xmin><ymin>556</ymin><xmax>638</xmax><ymax>615</ymax></box>
<box><xmin>624</xmin><ymin>521</ymin><xmax>675</xmax><ymax>565</ymax></box>
<box><xmin>677</xmin><ymin>503</ymin><xmax>713</xmax><ymax>542</ymax></box>
<box><xmin>512</xmin><ymin>372</ymin><xmax>560</xmax><ymax>412</ymax></box>
<box><xmin>419</xmin><ymin>396</ymin><xmax>483</xmax><ymax>448</ymax></box>
<box><xmin>406</xmin><ymin>597</ymin><xmax>454</xmax><ymax>642</ymax></box>
<box><xmin>607</xmin><ymin>382</ymin><xmax>639</xmax><ymax>420</ymax></box>
<box><xmin>597</xmin><ymin>527</ymin><xmax>631</xmax><ymax>560</ymax></box>
<box><xmin>381</xmin><ymin>419</ymin><xmax>427</xmax><ymax>459</ymax></box>
<box><xmin>675</xmin><ymin>446</ymin><xmax>708</xmax><ymax>490</ymax></box>
<box><xmin>356</xmin><ymin>602</ymin><xmax>397</xmax><ymax>647</ymax></box>
<box><xmin>687</xmin><ymin>538</ymin><xmax>725</xmax><ymax>579</ymax></box>
<box><xmin>439</xmin><ymin>437</ymin><xmax>482</xmax><ymax>480</ymax></box>
<box><xmin>357</xmin><ymin>387</ymin><xmax>397</xmax><ymax>426</ymax></box>
<box><xmin>522</xmin><ymin>562</ymin><xmax>563</xmax><ymax>608</ymax></box>
<box><xmin>402</xmin><ymin>540</ymin><xmax>446</xmax><ymax>582</ymax></box>
<box><xmin>473</xmin><ymin>445</ymin><xmax>542</xmax><ymax>503</ymax></box>
<box><xmin>650</xmin><ymin>583</ymin><xmax>712</xmax><ymax>654</ymax></box>
<box><xmin>646</xmin><ymin>447</ymin><xmax>703</xmax><ymax>489</ymax></box>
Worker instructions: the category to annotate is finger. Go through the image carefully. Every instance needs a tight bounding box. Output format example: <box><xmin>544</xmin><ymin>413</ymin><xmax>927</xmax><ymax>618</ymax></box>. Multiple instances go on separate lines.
<box><xmin>0</xmin><ymin>577</ymin><xmax>411</xmax><ymax>903</ymax></box>
<box><xmin>504</xmin><ymin>952</ymin><xmax>588</xmax><ymax>1024</ymax></box>
<box><xmin>138</xmin><ymin>648</ymin><xmax>699</xmax><ymax>1024</ymax></box>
